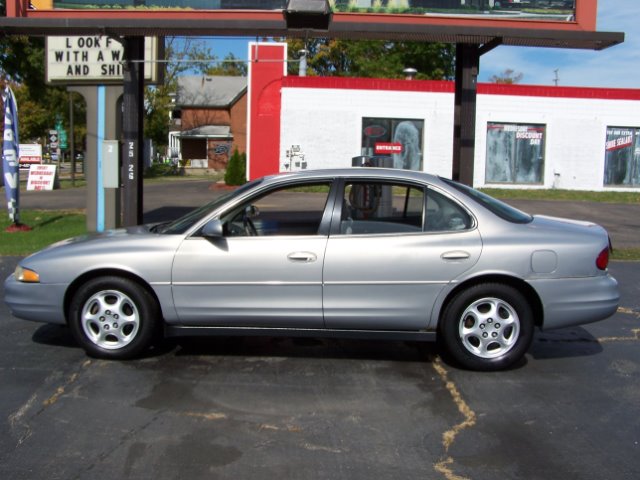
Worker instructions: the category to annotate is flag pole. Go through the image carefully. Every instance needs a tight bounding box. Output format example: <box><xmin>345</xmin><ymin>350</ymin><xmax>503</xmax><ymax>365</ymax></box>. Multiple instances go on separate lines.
<box><xmin>2</xmin><ymin>82</ymin><xmax>31</xmax><ymax>232</ymax></box>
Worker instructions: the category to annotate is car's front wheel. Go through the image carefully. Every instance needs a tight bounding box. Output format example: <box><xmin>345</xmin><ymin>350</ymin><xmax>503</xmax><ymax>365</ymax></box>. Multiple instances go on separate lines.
<box><xmin>440</xmin><ymin>283</ymin><xmax>534</xmax><ymax>371</ymax></box>
<box><xmin>69</xmin><ymin>276</ymin><xmax>159</xmax><ymax>359</ymax></box>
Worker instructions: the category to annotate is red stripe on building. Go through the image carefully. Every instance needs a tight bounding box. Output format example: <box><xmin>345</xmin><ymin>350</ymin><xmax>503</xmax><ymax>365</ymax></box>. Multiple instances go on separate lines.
<box><xmin>282</xmin><ymin>76</ymin><xmax>640</xmax><ymax>101</ymax></box>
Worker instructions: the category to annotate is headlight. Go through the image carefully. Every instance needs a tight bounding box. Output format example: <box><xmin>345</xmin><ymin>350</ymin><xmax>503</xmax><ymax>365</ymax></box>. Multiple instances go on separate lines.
<box><xmin>15</xmin><ymin>266</ymin><xmax>40</xmax><ymax>283</ymax></box>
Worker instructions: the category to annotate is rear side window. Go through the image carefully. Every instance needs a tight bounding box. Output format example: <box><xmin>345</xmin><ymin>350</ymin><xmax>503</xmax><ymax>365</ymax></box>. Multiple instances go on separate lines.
<box><xmin>441</xmin><ymin>178</ymin><xmax>533</xmax><ymax>224</ymax></box>
<box><xmin>425</xmin><ymin>188</ymin><xmax>472</xmax><ymax>232</ymax></box>
<box><xmin>339</xmin><ymin>181</ymin><xmax>424</xmax><ymax>235</ymax></box>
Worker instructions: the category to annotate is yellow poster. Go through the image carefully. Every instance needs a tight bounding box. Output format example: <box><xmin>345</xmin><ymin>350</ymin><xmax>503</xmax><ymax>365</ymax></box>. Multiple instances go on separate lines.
<box><xmin>30</xmin><ymin>0</ymin><xmax>54</xmax><ymax>9</ymax></box>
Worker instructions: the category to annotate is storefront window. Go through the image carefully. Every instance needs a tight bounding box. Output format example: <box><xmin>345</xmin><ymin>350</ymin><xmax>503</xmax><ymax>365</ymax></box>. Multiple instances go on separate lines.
<box><xmin>485</xmin><ymin>122</ymin><xmax>545</xmax><ymax>184</ymax></box>
<box><xmin>604</xmin><ymin>127</ymin><xmax>640</xmax><ymax>187</ymax></box>
<box><xmin>361</xmin><ymin>118</ymin><xmax>424</xmax><ymax>171</ymax></box>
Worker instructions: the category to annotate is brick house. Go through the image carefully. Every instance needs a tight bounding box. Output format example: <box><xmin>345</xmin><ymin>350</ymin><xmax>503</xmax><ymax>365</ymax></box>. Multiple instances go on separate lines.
<box><xmin>169</xmin><ymin>75</ymin><xmax>247</xmax><ymax>170</ymax></box>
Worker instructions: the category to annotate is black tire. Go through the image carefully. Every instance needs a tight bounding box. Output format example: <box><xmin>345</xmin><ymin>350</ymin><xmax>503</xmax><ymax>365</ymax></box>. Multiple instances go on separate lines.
<box><xmin>439</xmin><ymin>283</ymin><xmax>534</xmax><ymax>371</ymax></box>
<box><xmin>68</xmin><ymin>276</ymin><xmax>160</xmax><ymax>359</ymax></box>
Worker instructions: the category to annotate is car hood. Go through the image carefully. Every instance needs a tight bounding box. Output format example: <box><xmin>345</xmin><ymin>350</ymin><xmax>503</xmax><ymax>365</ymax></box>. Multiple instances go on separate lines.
<box><xmin>42</xmin><ymin>225</ymin><xmax>153</xmax><ymax>250</ymax></box>
<box><xmin>20</xmin><ymin>225</ymin><xmax>183</xmax><ymax>279</ymax></box>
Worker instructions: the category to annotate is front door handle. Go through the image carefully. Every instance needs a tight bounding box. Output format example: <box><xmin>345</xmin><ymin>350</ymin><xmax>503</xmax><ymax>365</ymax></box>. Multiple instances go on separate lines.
<box><xmin>287</xmin><ymin>252</ymin><xmax>317</xmax><ymax>263</ymax></box>
<box><xmin>441</xmin><ymin>250</ymin><xmax>470</xmax><ymax>261</ymax></box>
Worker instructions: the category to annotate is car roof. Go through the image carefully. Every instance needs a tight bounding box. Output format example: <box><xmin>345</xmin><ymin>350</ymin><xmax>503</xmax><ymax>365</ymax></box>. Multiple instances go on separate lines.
<box><xmin>262</xmin><ymin>168</ymin><xmax>443</xmax><ymax>185</ymax></box>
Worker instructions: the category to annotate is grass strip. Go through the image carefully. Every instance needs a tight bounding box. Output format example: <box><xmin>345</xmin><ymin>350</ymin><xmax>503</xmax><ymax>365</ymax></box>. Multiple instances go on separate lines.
<box><xmin>0</xmin><ymin>210</ymin><xmax>87</xmax><ymax>256</ymax></box>
<box><xmin>481</xmin><ymin>188</ymin><xmax>640</xmax><ymax>204</ymax></box>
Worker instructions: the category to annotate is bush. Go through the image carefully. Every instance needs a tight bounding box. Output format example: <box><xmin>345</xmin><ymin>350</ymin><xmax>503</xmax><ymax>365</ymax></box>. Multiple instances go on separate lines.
<box><xmin>144</xmin><ymin>162</ymin><xmax>179</xmax><ymax>178</ymax></box>
<box><xmin>224</xmin><ymin>149</ymin><xmax>247</xmax><ymax>186</ymax></box>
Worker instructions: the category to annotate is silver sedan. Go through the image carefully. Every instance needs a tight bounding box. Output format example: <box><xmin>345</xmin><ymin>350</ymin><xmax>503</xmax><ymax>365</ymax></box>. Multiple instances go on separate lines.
<box><xmin>4</xmin><ymin>168</ymin><xmax>619</xmax><ymax>370</ymax></box>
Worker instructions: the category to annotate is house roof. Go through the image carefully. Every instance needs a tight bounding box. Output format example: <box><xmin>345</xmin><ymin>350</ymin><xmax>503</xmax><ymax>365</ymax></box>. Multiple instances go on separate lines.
<box><xmin>180</xmin><ymin>125</ymin><xmax>232</xmax><ymax>138</ymax></box>
<box><xmin>176</xmin><ymin>76</ymin><xmax>247</xmax><ymax>108</ymax></box>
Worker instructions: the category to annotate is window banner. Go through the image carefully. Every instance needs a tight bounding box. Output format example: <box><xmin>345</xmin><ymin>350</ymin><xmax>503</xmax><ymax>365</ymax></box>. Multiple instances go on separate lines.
<box><xmin>2</xmin><ymin>86</ymin><xmax>20</xmax><ymax>224</ymax></box>
<box><xmin>486</xmin><ymin>122</ymin><xmax>545</xmax><ymax>184</ymax></box>
<box><xmin>604</xmin><ymin>127</ymin><xmax>640</xmax><ymax>186</ymax></box>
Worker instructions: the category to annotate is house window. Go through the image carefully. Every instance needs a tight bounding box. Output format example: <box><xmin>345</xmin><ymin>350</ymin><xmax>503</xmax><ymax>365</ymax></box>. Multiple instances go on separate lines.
<box><xmin>485</xmin><ymin>122</ymin><xmax>545</xmax><ymax>184</ymax></box>
<box><xmin>361</xmin><ymin>118</ymin><xmax>424</xmax><ymax>171</ymax></box>
<box><xmin>604</xmin><ymin>127</ymin><xmax>640</xmax><ymax>187</ymax></box>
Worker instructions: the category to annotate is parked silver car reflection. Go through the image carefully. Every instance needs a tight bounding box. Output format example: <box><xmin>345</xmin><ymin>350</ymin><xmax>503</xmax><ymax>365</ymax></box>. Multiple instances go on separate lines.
<box><xmin>4</xmin><ymin>169</ymin><xmax>619</xmax><ymax>370</ymax></box>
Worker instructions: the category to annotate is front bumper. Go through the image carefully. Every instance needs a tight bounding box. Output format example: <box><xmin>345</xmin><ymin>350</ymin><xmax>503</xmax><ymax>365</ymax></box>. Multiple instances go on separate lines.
<box><xmin>4</xmin><ymin>274</ymin><xmax>67</xmax><ymax>325</ymax></box>
<box><xmin>530</xmin><ymin>274</ymin><xmax>619</xmax><ymax>330</ymax></box>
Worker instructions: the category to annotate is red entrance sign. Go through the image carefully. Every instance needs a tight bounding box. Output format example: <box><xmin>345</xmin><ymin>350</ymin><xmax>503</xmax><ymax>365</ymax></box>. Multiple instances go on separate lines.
<box><xmin>375</xmin><ymin>142</ymin><xmax>403</xmax><ymax>155</ymax></box>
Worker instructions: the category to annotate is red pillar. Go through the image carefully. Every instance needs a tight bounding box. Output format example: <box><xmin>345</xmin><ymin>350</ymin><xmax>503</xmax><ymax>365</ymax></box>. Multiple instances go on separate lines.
<box><xmin>247</xmin><ymin>43</ymin><xmax>286</xmax><ymax>180</ymax></box>
<box><xmin>6</xmin><ymin>0</ymin><xmax>28</xmax><ymax>17</ymax></box>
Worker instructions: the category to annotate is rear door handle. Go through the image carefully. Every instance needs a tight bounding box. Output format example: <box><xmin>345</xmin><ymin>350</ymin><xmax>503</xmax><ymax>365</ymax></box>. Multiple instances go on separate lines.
<box><xmin>441</xmin><ymin>251</ymin><xmax>470</xmax><ymax>261</ymax></box>
<box><xmin>287</xmin><ymin>252</ymin><xmax>317</xmax><ymax>263</ymax></box>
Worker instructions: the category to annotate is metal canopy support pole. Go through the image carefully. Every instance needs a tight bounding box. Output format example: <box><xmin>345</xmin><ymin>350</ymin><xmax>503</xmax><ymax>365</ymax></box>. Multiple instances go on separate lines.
<box><xmin>452</xmin><ymin>43</ymin><xmax>479</xmax><ymax>187</ymax></box>
<box><xmin>121</xmin><ymin>36</ymin><xmax>145</xmax><ymax>226</ymax></box>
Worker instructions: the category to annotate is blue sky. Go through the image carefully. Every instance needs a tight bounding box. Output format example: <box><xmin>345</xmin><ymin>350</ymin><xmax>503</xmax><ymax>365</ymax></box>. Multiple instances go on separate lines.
<box><xmin>202</xmin><ymin>0</ymin><xmax>637</xmax><ymax>89</ymax></box>
<box><xmin>478</xmin><ymin>0</ymin><xmax>639</xmax><ymax>88</ymax></box>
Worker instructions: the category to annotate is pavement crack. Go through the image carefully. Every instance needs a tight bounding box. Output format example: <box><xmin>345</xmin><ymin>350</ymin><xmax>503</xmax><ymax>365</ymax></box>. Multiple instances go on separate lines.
<box><xmin>7</xmin><ymin>393</ymin><xmax>38</xmax><ymax>447</ymax></box>
<box><xmin>598</xmin><ymin>307</ymin><xmax>640</xmax><ymax>343</ymax></box>
<box><xmin>8</xmin><ymin>359</ymin><xmax>92</xmax><ymax>448</ymax></box>
<box><xmin>617</xmin><ymin>306</ymin><xmax>640</xmax><ymax>319</ymax></box>
<box><xmin>598</xmin><ymin>328</ymin><xmax>640</xmax><ymax>343</ymax></box>
<box><xmin>183</xmin><ymin>411</ymin><xmax>228</xmax><ymax>421</ymax></box>
<box><xmin>72</xmin><ymin>411</ymin><xmax>165</xmax><ymax>480</ymax></box>
<box><xmin>432</xmin><ymin>357</ymin><xmax>476</xmax><ymax>480</ymax></box>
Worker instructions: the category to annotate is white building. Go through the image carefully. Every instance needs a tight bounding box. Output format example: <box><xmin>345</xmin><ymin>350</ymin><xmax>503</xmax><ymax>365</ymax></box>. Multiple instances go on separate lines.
<box><xmin>248</xmin><ymin>43</ymin><xmax>640</xmax><ymax>191</ymax></box>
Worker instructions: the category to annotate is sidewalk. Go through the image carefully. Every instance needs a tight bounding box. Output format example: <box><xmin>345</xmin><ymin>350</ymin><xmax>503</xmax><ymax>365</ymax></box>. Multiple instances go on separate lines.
<box><xmin>12</xmin><ymin>179</ymin><xmax>640</xmax><ymax>249</ymax></box>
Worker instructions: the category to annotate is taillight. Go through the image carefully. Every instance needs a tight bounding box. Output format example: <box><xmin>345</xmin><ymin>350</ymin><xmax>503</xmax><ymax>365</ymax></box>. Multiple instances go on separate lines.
<box><xmin>596</xmin><ymin>247</ymin><xmax>609</xmax><ymax>270</ymax></box>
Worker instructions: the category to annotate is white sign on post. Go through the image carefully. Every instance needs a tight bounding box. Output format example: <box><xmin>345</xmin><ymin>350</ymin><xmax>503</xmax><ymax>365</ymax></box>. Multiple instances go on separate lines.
<box><xmin>46</xmin><ymin>36</ymin><xmax>160</xmax><ymax>84</ymax></box>
<box><xmin>19</xmin><ymin>144</ymin><xmax>43</xmax><ymax>169</ymax></box>
<box><xmin>27</xmin><ymin>164</ymin><xmax>58</xmax><ymax>191</ymax></box>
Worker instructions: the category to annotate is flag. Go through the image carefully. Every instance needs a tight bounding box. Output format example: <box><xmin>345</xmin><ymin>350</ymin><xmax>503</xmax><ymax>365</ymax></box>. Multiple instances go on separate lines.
<box><xmin>2</xmin><ymin>85</ymin><xmax>20</xmax><ymax>224</ymax></box>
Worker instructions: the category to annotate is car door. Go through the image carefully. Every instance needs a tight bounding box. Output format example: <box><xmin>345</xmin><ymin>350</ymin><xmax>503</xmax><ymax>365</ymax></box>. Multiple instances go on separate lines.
<box><xmin>322</xmin><ymin>179</ymin><xmax>482</xmax><ymax>331</ymax></box>
<box><xmin>171</xmin><ymin>181</ymin><xmax>335</xmax><ymax>328</ymax></box>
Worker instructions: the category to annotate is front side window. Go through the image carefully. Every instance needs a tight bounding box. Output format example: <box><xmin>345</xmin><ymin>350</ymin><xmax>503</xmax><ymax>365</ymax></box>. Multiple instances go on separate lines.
<box><xmin>485</xmin><ymin>122</ymin><xmax>545</xmax><ymax>184</ymax></box>
<box><xmin>222</xmin><ymin>182</ymin><xmax>332</xmax><ymax>236</ymax></box>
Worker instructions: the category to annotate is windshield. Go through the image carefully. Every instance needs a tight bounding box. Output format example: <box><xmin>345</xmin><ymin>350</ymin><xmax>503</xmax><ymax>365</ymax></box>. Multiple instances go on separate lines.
<box><xmin>155</xmin><ymin>179</ymin><xmax>263</xmax><ymax>234</ymax></box>
<box><xmin>440</xmin><ymin>178</ymin><xmax>533</xmax><ymax>224</ymax></box>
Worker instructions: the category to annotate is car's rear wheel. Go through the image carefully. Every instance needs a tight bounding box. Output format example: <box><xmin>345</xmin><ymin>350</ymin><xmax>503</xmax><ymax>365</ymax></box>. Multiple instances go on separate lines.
<box><xmin>440</xmin><ymin>283</ymin><xmax>534</xmax><ymax>371</ymax></box>
<box><xmin>69</xmin><ymin>276</ymin><xmax>159</xmax><ymax>359</ymax></box>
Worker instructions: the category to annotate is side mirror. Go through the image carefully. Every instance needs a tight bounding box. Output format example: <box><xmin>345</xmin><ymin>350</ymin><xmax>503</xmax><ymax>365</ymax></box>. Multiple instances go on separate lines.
<box><xmin>202</xmin><ymin>219</ymin><xmax>224</xmax><ymax>238</ymax></box>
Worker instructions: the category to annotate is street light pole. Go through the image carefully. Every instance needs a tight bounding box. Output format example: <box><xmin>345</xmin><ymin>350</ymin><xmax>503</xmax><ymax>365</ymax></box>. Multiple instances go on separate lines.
<box><xmin>69</xmin><ymin>90</ymin><xmax>75</xmax><ymax>186</ymax></box>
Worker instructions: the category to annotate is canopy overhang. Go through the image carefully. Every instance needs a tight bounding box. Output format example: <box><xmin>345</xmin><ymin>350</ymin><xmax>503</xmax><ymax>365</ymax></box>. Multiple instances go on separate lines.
<box><xmin>0</xmin><ymin>13</ymin><xmax>624</xmax><ymax>51</ymax></box>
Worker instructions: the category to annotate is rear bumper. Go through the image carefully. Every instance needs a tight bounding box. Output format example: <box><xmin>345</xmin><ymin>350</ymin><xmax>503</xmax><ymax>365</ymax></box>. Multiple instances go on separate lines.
<box><xmin>4</xmin><ymin>275</ymin><xmax>67</xmax><ymax>324</ymax></box>
<box><xmin>530</xmin><ymin>274</ymin><xmax>619</xmax><ymax>330</ymax></box>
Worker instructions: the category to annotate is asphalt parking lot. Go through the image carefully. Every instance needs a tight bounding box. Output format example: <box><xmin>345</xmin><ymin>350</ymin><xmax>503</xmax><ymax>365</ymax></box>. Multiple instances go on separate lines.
<box><xmin>1</xmin><ymin>259</ymin><xmax>639</xmax><ymax>480</ymax></box>
<box><xmin>2</xmin><ymin>180</ymin><xmax>639</xmax><ymax>479</ymax></box>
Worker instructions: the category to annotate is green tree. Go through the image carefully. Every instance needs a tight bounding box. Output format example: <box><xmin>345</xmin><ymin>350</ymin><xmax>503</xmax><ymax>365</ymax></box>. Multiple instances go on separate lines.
<box><xmin>205</xmin><ymin>53</ymin><xmax>248</xmax><ymax>77</ymax></box>
<box><xmin>489</xmin><ymin>69</ymin><xmax>524</xmax><ymax>84</ymax></box>
<box><xmin>287</xmin><ymin>38</ymin><xmax>455</xmax><ymax>80</ymax></box>
<box><xmin>224</xmin><ymin>148</ymin><xmax>247</xmax><ymax>186</ymax></box>
<box><xmin>144</xmin><ymin>37</ymin><xmax>219</xmax><ymax>150</ymax></box>
<box><xmin>0</xmin><ymin>36</ymin><xmax>81</xmax><ymax>144</ymax></box>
